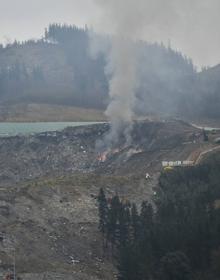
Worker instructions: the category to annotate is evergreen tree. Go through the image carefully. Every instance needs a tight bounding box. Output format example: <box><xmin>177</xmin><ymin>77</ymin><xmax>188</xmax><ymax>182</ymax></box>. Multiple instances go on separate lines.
<box><xmin>159</xmin><ymin>251</ymin><xmax>191</xmax><ymax>280</ymax></box>
<box><xmin>97</xmin><ymin>154</ymin><xmax>220</xmax><ymax>280</ymax></box>
<box><xmin>131</xmin><ymin>203</ymin><xmax>140</xmax><ymax>242</ymax></box>
<box><xmin>117</xmin><ymin>203</ymin><xmax>131</xmax><ymax>247</ymax></box>
<box><xmin>97</xmin><ymin>188</ymin><xmax>108</xmax><ymax>246</ymax></box>
<box><xmin>117</xmin><ymin>245</ymin><xmax>142</xmax><ymax>280</ymax></box>
<box><xmin>107</xmin><ymin>195</ymin><xmax>121</xmax><ymax>252</ymax></box>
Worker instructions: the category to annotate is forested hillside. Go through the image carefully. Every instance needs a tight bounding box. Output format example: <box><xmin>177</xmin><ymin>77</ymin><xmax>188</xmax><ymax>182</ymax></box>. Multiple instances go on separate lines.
<box><xmin>0</xmin><ymin>26</ymin><xmax>107</xmax><ymax>109</ymax></box>
<box><xmin>192</xmin><ymin>65</ymin><xmax>220</xmax><ymax>119</ymax></box>
<box><xmin>98</xmin><ymin>152</ymin><xmax>220</xmax><ymax>280</ymax></box>
<box><xmin>0</xmin><ymin>23</ymin><xmax>219</xmax><ymax>120</ymax></box>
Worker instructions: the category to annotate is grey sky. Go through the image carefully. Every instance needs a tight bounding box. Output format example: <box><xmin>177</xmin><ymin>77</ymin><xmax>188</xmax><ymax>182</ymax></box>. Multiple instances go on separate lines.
<box><xmin>0</xmin><ymin>0</ymin><xmax>219</xmax><ymax>68</ymax></box>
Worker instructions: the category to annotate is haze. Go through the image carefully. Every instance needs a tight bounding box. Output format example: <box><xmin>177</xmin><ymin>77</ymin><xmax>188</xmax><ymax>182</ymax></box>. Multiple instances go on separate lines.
<box><xmin>0</xmin><ymin>0</ymin><xmax>219</xmax><ymax>68</ymax></box>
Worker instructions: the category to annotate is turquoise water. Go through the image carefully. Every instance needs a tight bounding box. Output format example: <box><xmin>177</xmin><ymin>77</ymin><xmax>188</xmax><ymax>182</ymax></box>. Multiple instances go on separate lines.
<box><xmin>0</xmin><ymin>122</ymin><xmax>100</xmax><ymax>137</ymax></box>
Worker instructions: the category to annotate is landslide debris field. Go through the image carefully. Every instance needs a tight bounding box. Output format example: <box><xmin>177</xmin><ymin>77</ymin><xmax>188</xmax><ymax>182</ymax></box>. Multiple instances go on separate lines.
<box><xmin>0</xmin><ymin>120</ymin><xmax>219</xmax><ymax>280</ymax></box>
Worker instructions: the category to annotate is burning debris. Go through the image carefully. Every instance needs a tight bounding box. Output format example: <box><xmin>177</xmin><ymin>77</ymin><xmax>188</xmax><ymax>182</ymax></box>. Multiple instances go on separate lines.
<box><xmin>97</xmin><ymin>148</ymin><xmax>120</xmax><ymax>163</ymax></box>
<box><xmin>95</xmin><ymin>122</ymin><xmax>150</xmax><ymax>164</ymax></box>
<box><xmin>97</xmin><ymin>147</ymin><xmax>143</xmax><ymax>163</ymax></box>
<box><xmin>97</xmin><ymin>151</ymin><xmax>108</xmax><ymax>162</ymax></box>
<box><xmin>0</xmin><ymin>120</ymin><xmax>203</xmax><ymax>182</ymax></box>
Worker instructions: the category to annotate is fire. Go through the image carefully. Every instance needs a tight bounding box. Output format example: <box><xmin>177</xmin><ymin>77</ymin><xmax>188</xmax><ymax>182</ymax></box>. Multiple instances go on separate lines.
<box><xmin>97</xmin><ymin>147</ymin><xmax>143</xmax><ymax>163</ymax></box>
<box><xmin>97</xmin><ymin>148</ymin><xmax>120</xmax><ymax>162</ymax></box>
<box><xmin>97</xmin><ymin>151</ymin><xmax>108</xmax><ymax>162</ymax></box>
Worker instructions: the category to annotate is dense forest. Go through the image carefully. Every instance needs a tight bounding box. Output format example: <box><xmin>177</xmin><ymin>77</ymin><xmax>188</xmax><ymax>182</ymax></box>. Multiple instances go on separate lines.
<box><xmin>0</xmin><ymin>23</ymin><xmax>219</xmax><ymax>119</ymax></box>
<box><xmin>98</xmin><ymin>152</ymin><xmax>220</xmax><ymax>280</ymax></box>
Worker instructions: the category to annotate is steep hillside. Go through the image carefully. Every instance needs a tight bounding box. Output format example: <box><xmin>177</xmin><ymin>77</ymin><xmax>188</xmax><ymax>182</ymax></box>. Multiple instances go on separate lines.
<box><xmin>0</xmin><ymin>120</ymin><xmax>219</xmax><ymax>279</ymax></box>
<box><xmin>0</xmin><ymin>120</ymin><xmax>204</xmax><ymax>184</ymax></box>
<box><xmin>0</xmin><ymin>24</ymin><xmax>219</xmax><ymax>122</ymax></box>
<box><xmin>191</xmin><ymin>64</ymin><xmax>220</xmax><ymax>120</ymax></box>
<box><xmin>200</xmin><ymin>64</ymin><xmax>220</xmax><ymax>79</ymax></box>
<box><xmin>0</xmin><ymin>24</ymin><xmax>196</xmax><ymax>115</ymax></box>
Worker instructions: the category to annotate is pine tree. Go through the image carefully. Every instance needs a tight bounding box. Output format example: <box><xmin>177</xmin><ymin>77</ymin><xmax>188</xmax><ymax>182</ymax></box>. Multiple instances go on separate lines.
<box><xmin>107</xmin><ymin>195</ymin><xmax>121</xmax><ymax>252</ymax></box>
<box><xmin>97</xmin><ymin>188</ymin><xmax>108</xmax><ymax>247</ymax></box>
<box><xmin>131</xmin><ymin>203</ymin><xmax>140</xmax><ymax>243</ymax></box>
<box><xmin>117</xmin><ymin>245</ymin><xmax>142</xmax><ymax>280</ymax></box>
<box><xmin>117</xmin><ymin>203</ymin><xmax>131</xmax><ymax>247</ymax></box>
<box><xmin>139</xmin><ymin>201</ymin><xmax>154</xmax><ymax>279</ymax></box>
<box><xmin>159</xmin><ymin>251</ymin><xmax>191</xmax><ymax>280</ymax></box>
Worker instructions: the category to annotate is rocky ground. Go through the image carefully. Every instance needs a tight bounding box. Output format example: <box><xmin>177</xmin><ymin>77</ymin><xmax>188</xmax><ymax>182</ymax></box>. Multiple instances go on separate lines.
<box><xmin>0</xmin><ymin>120</ymin><xmax>219</xmax><ymax>279</ymax></box>
<box><xmin>0</xmin><ymin>120</ymin><xmax>205</xmax><ymax>184</ymax></box>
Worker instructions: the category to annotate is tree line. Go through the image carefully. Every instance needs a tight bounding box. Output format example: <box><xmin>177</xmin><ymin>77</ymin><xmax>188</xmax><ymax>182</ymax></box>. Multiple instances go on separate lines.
<box><xmin>0</xmin><ymin>23</ymin><xmax>219</xmax><ymax>119</ymax></box>
<box><xmin>0</xmin><ymin>24</ymin><xmax>196</xmax><ymax>111</ymax></box>
<box><xmin>97</xmin><ymin>153</ymin><xmax>220</xmax><ymax>280</ymax></box>
<box><xmin>0</xmin><ymin>62</ymin><xmax>44</xmax><ymax>99</ymax></box>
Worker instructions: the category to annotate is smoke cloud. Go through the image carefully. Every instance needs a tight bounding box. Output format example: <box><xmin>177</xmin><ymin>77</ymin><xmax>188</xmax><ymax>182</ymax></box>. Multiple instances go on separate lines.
<box><xmin>91</xmin><ymin>0</ymin><xmax>151</xmax><ymax>149</ymax></box>
<box><xmin>90</xmin><ymin>0</ymin><xmax>220</xmax><ymax>150</ymax></box>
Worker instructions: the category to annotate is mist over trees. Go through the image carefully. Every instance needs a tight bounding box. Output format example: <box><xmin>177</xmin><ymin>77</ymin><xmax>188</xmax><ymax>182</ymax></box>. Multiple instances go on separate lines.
<box><xmin>0</xmin><ymin>23</ymin><xmax>219</xmax><ymax>119</ymax></box>
<box><xmin>98</xmin><ymin>152</ymin><xmax>220</xmax><ymax>280</ymax></box>
<box><xmin>0</xmin><ymin>61</ymin><xmax>45</xmax><ymax>101</ymax></box>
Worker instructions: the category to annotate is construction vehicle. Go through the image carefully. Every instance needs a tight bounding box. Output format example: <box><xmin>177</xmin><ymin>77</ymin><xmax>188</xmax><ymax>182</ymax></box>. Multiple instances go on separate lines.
<box><xmin>164</xmin><ymin>166</ymin><xmax>174</xmax><ymax>172</ymax></box>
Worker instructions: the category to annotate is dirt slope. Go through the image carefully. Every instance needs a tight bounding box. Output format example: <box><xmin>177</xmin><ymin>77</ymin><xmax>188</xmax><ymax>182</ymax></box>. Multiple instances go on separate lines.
<box><xmin>0</xmin><ymin>120</ymin><xmax>219</xmax><ymax>279</ymax></box>
<box><xmin>0</xmin><ymin>103</ymin><xmax>105</xmax><ymax>122</ymax></box>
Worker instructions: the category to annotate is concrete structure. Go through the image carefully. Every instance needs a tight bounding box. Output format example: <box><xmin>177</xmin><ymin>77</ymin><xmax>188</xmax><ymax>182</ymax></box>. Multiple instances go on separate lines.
<box><xmin>162</xmin><ymin>160</ymin><xmax>194</xmax><ymax>167</ymax></box>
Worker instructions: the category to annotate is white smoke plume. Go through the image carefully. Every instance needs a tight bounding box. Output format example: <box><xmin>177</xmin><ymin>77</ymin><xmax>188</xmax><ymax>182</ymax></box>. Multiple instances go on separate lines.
<box><xmin>103</xmin><ymin>37</ymin><xmax>138</xmax><ymax>147</ymax></box>
<box><xmin>91</xmin><ymin>0</ymin><xmax>151</xmax><ymax>150</ymax></box>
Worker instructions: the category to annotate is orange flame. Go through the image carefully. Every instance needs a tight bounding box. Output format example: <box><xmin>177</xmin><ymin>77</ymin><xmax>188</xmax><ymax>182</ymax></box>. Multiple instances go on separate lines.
<box><xmin>97</xmin><ymin>151</ymin><xmax>108</xmax><ymax>162</ymax></box>
<box><xmin>97</xmin><ymin>148</ymin><xmax>120</xmax><ymax>162</ymax></box>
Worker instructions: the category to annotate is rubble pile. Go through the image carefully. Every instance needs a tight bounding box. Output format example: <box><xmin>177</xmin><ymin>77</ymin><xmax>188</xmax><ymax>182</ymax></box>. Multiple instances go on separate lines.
<box><xmin>0</xmin><ymin>124</ymin><xmax>109</xmax><ymax>184</ymax></box>
<box><xmin>0</xmin><ymin>121</ymin><xmax>202</xmax><ymax>184</ymax></box>
<box><xmin>0</xmin><ymin>120</ymin><xmax>209</xmax><ymax>279</ymax></box>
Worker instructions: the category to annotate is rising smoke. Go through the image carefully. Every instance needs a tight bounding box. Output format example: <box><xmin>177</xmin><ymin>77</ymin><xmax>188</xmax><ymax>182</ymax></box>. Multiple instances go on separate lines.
<box><xmin>91</xmin><ymin>0</ymin><xmax>151</xmax><ymax>150</ymax></box>
<box><xmin>90</xmin><ymin>0</ymin><xmax>220</xmax><ymax>151</ymax></box>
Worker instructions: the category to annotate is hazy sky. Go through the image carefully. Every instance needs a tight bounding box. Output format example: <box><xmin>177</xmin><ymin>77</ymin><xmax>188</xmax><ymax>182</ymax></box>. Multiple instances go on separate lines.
<box><xmin>0</xmin><ymin>0</ymin><xmax>219</xmax><ymax>68</ymax></box>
